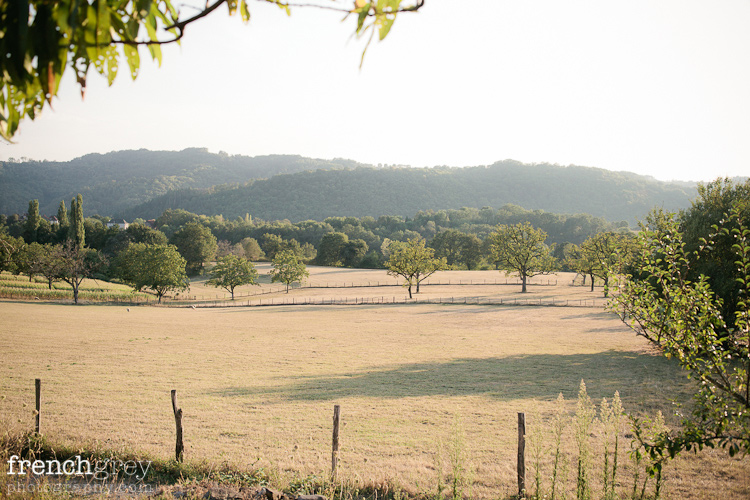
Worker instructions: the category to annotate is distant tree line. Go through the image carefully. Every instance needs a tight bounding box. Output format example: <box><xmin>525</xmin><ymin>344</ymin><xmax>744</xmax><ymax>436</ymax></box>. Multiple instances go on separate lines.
<box><xmin>1</xmin><ymin>197</ymin><xmax>639</xmax><ymax>302</ymax></box>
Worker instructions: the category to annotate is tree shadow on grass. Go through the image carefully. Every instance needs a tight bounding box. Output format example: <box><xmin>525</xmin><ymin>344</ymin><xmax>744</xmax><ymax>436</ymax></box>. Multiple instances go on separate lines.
<box><xmin>209</xmin><ymin>350</ymin><xmax>691</xmax><ymax>404</ymax></box>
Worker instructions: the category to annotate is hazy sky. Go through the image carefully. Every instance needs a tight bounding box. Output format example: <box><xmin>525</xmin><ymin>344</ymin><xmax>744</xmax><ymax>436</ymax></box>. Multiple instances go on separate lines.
<box><xmin>2</xmin><ymin>0</ymin><xmax>749</xmax><ymax>182</ymax></box>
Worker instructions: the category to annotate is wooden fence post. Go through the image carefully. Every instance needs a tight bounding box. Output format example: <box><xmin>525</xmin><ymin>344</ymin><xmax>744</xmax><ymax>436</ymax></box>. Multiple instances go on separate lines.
<box><xmin>35</xmin><ymin>378</ymin><xmax>41</xmax><ymax>434</ymax></box>
<box><xmin>331</xmin><ymin>405</ymin><xmax>341</xmax><ymax>482</ymax></box>
<box><xmin>518</xmin><ymin>412</ymin><xmax>526</xmax><ymax>497</ymax></box>
<box><xmin>171</xmin><ymin>390</ymin><xmax>184</xmax><ymax>462</ymax></box>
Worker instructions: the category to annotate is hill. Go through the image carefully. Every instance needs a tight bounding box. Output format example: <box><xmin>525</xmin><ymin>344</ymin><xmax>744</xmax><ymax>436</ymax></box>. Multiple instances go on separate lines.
<box><xmin>0</xmin><ymin>149</ymin><xmax>363</xmax><ymax>216</ymax></box>
<box><xmin>118</xmin><ymin>160</ymin><xmax>698</xmax><ymax>224</ymax></box>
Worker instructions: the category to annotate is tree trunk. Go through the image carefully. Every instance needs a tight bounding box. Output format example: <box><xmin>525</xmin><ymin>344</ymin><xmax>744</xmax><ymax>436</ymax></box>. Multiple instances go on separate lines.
<box><xmin>48</xmin><ymin>278</ymin><xmax>52</xmax><ymax>289</ymax></box>
<box><xmin>589</xmin><ymin>274</ymin><xmax>595</xmax><ymax>292</ymax></box>
<box><xmin>407</xmin><ymin>284</ymin><xmax>412</xmax><ymax>299</ymax></box>
<box><xmin>73</xmin><ymin>286</ymin><xmax>79</xmax><ymax>304</ymax></box>
<box><xmin>603</xmin><ymin>275</ymin><xmax>609</xmax><ymax>297</ymax></box>
<box><xmin>521</xmin><ymin>275</ymin><xmax>527</xmax><ymax>293</ymax></box>
<box><xmin>286</xmin><ymin>283</ymin><xmax>290</xmax><ymax>293</ymax></box>
<box><xmin>158</xmin><ymin>294</ymin><xmax>163</xmax><ymax>303</ymax></box>
<box><xmin>231</xmin><ymin>289</ymin><xmax>235</xmax><ymax>300</ymax></box>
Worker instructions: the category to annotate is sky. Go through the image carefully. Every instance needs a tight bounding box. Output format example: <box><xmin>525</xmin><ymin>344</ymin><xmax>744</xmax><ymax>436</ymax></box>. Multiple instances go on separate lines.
<box><xmin>2</xmin><ymin>0</ymin><xmax>750</xmax><ymax>182</ymax></box>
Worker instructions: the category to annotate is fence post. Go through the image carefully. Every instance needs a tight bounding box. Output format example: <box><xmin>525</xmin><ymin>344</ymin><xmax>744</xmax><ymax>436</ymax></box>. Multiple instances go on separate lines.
<box><xmin>332</xmin><ymin>405</ymin><xmax>341</xmax><ymax>482</ymax></box>
<box><xmin>171</xmin><ymin>390</ymin><xmax>184</xmax><ymax>462</ymax></box>
<box><xmin>518</xmin><ymin>412</ymin><xmax>526</xmax><ymax>497</ymax></box>
<box><xmin>35</xmin><ymin>378</ymin><xmax>41</xmax><ymax>434</ymax></box>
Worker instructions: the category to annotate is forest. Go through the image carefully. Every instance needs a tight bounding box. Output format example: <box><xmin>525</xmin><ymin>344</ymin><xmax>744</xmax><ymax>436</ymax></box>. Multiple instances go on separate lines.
<box><xmin>0</xmin><ymin>150</ymin><xmax>703</xmax><ymax>225</ymax></box>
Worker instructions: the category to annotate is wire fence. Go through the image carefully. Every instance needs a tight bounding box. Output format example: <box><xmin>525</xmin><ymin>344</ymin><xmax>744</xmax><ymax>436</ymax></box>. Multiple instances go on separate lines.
<box><xmin>182</xmin><ymin>277</ymin><xmax>568</xmax><ymax>301</ymax></box>
<box><xmin>158</xmin><ymin>294</ymin><xmax>607</xmax><ymax>309</ymax></box>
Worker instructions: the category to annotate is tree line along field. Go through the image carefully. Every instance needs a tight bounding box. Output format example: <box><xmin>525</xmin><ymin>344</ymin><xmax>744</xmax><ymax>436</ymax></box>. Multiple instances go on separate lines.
<box><xmin>1</xmin><ymin>268</ymin><xmax>748</xmax><ymax>499</ymax></box>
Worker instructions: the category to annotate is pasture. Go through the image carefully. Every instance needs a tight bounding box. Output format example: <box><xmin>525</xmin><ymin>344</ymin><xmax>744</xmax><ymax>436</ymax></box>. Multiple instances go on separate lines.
<box><xmin>0</xmin><ymin>268</ymin><xmax>747</xmax><ymax>499</ymax></box>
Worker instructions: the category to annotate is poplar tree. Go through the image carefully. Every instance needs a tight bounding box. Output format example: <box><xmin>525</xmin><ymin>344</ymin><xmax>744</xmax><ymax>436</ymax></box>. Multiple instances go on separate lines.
<box><xmin>23</xmin><ymin>199</ymin><xmax>40</xmax><ymax>243</ymax></box>
<box><xmin>68</xmin><ymin>194</ymin><xmax>85</xmax><ymax>248</ymax></box>
<box><xmin>57</xmin><ymin>200</ymin><xmax>69</xmax><ymax>233</ymax></box>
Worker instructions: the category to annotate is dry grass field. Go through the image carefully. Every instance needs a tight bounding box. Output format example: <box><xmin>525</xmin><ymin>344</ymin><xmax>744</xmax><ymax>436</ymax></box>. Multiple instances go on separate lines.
<box><xmin>1</xmin><ymin>268</ymin><xmax>748</xmax><ymax>499</ymax></box>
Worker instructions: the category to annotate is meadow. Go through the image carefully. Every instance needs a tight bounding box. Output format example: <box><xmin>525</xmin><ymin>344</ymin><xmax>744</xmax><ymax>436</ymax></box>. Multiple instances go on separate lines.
<box><xmin>0</xmin><ymin>268</ymin><xmax>748</xmax><ymax>499</ymax></box>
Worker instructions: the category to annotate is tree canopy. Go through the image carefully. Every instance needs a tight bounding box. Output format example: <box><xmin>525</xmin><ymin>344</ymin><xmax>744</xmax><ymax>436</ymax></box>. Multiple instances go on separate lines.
<box><xmin>269</xmin><ymin>248</ymin><xmax>308</xmax><ymax>292</ymax></box>
<box><xmin>114</xmin><ymin>242</ymin><xmax>188</xmax><ymax>302</ymax></box>
<box><xmin>207</xmin><ymin>255</ymin><xmax>258</xmax><ymax>299</ymax></box>
<box><xmin>487</xmin><ymin>222</ymin><xmax>556</xmax><ymax>293</ymax></box>
<box><xmin>385</xmin><ymin>238</ymin><xmax>446</xmax><ymax>298</ymax></box>
<box><xmin>0</xmin><ymin>0</ymin><xmax>423</xmax><ymax>141</ymax></box>
<box><xmin>609</xmin><ymin>208</ymin><xmax>750</xmax><ymax>459</ymax></box>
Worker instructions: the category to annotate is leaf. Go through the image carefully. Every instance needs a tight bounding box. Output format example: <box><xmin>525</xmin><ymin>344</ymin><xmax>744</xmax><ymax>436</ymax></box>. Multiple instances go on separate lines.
<box><xmin>240</xmin><ymin>0</ymin><xmax>251</xmax><ymax>22</ymax></box>
<box><xmin>378</xmin><ymin>15</ymin><xmax>395</xmax><ymax>40</ymax></box>
<box><xmin>123</xmin><ymin>44</ymin><xmax>140</xmax><ymax>80</ymax></box>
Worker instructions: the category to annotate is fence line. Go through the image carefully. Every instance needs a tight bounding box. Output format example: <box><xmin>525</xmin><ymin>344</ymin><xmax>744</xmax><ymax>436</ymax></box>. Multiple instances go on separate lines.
<box><xmin>159</xmin><ymin>295</ymin><xmax>606</xmax><ymax>309</ymax></box>
<box><xmin>180</xmin><ymin>278</ymin><xmax>569</xmax><ymax>302</ymax></box>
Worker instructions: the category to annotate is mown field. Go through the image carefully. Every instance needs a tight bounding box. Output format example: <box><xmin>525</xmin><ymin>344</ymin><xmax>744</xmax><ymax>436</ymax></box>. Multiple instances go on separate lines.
<box><xmin>0</xmin><ymin>269</ymin><xmax>747</xmax><ymax>499</ymax></box>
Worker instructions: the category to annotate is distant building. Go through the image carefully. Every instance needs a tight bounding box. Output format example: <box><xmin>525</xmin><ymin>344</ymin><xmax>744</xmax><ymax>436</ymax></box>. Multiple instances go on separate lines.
<box><xmin>107</xmin><ymin>219</ymin><xmax>130</xmax><ymax>230</ymax></box>
<box><xmin>146</xmin><ymin>219</ymin><xmax>157</xmax><ymax>229</ymax></box>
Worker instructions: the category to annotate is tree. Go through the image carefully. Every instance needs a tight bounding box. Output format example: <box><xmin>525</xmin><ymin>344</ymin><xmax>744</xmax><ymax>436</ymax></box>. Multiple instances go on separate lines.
<box><xmin>170</xmin><ymin>221</ymin><xmax>217</xmax><ymax>274</ymax></box>
<box><xmin>342</xmin><ymin>239</ymin><xmax>369</xmax><ymax>267</ymax></box>
<box><xmin>15</xmin><ymin>242</ymin><xmax>45</xmax><ymax>282</ymax></box>
<box><xmin>579</xmin><ymin>231</ymin><xmax>634</xmax><ymax>297</ymax></box>
<box><xmin>0</xmin><ymin>232</ymin><xmax>24</xmax><ymax>274</ymax></box>
<box><xmin>317</xmin><ymin>232</ymin><xmax>349</xmax><ymax>266</ymax></box>
<box><xmin>67</xmin><ymin>194</ymin><xmax>85</xmax><ymax>248</ymax></box>
<box><xmin>56</xmin><ymin>200</ymin><xmax>69</xmax><ymax>229</ymax></box>
<box><xmin>207</xmin><ymin>255</ymin><xmax>259</xmax><ymax>299</ymax></box>
<box><xmin>114</xmin><ymin>243</ymin><xmax>189</xmax><ymax>302</ymax></box>
<box><xmin>240</xmin><ymin>237</ymin><xmax>264</xmax><ymax>261</ymax></box>
<box><xmin>563</xmin><ymin>243</ymin><xmax>594</xmax><ymax>287</ymax></box>
<box><xmin>486</xmin><ymin>222</ymin><xmax>556</xmax><ymax>293</ymax></box>
<box><xmin>261</xmin><ymin>233</ymin><xmax>284</xmax><ymax>260</ymax></box>
<box><xmin>37</xmin><ymin>244</ymin><xmax>65</xmax><ymax>289</ymax></box>
<box><xmin>680</xmin><ymin>178</ymin><xmax>750</xmax><ymax>334</ymax></box>
<box><xmin>385</xmin><ymin>238</ymin><xmax>446</xmax><ymax>299</ymax></box>
<box><xmin>125</xmin><ymin>223</ymin><xmax>168</xmax><ymax>246</ymax></box>
<box><xmin>23</xmin><ymin>200</ymin><xmax>41</xmax><ymax>243</ymax></box>
<box><xmin>609</xmin><ymin>208</ymin><xmax>750</xmax><ymax>459</ymax></box>
<box><xmin>430</xmin><ymin>229</ymin><xmax>482</xmax><ymax>270</ymax></box>
<box><xmin>0</xmin><ymin>0</ymin><xmax>423</xmax><ymax>141</ymax></box>
<box><xmin>269</xmin><ymin>249</ymin><xmax>309</xmax><ymax>293</ymax></box>
<box><xmin>54</xmin><ymin>242</ymin><xmax>106</xmax><ymax>304</ymax></box>
<box><xmin>216</xmin><ymin>240</ymin><xmax>246</xmax><ymax>259</ymax></box>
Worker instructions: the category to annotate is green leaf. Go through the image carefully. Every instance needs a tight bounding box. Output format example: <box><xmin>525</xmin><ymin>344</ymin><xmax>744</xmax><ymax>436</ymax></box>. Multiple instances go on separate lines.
<box><xmin>123</xmin><ymin>44</ymin><xmax>140</xmax><ymax>80</ymax></box>
<box><xmin>240</xmin><ymin>0</ymin><xmax>251</xmax><ymax>23</ymax></box>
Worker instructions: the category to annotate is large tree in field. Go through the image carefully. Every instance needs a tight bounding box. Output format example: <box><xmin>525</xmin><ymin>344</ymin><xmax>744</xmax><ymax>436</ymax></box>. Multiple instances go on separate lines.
<box><xmin>15</xmin><ymin>241</ymin><xmax>45</xmax><ymax>282</ymax></box>
<box><xmin>115</xmin><ymin>243</ymin><xmax>188</xmax><ymax>302</ymax></box>
<box><xmin>609</xmin><ymin>207</ymin><xmax>750</xmax><ymax>460</ymax></box>
<box><xmin>269</xmin><ymin>249</ymin><xmax>309</xmax><ymax>293</ymax></box>
<box><xmin>579</xmin><ymin>231</ymin><xmax>634</xmax><ymax>297</ymax></box>
<box><xmin>207</xmin><ymin>255</ymin><xmax>259</xmax><ymax>299</ymax></box>
<box><xmin>487</xmin><ymin>222</ymin><xmax>556</xmax><ymax>293</ymax></box>
<box><xmin>0</xmin><ymin>0</ymin><xmax>424</xmax><ymax>141</ymax></box>
<box><xmin>54</xmin><ymin>242</ymin><xmax>106</xmax><ymax>304</ymax></box>
<box><xmin>386</xmin><ymin>238</ymin><xmax>446</xmax><ymax>299</ymax></box>
<box><xmin>170</xmin><ymin>221</ymin><xmax>217</xmax><ymax>274</ymax></box>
